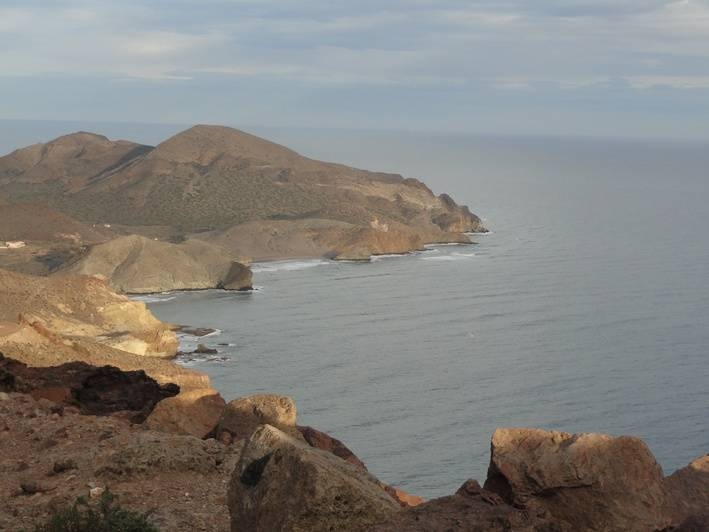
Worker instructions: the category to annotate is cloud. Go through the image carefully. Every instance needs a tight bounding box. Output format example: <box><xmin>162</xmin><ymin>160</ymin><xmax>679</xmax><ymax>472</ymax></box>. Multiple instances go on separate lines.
<box><xmin>1</xmin><ymin>0</ymin><xmax>709</xmax><ymax>137</ymax></box>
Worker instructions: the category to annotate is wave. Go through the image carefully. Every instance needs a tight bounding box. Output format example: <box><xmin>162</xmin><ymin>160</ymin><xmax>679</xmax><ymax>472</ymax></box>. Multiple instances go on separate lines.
<box><xmin>424</xmin><ymin>242</ymin><xmax>470</xmax><ymax>248</ymax></box>
<box><xmin>371</xmin><ymin>253</ymin><xmax>410</xmax><ymax>261</ymax></box>
<box><xmin>421</xmin><ymin>252</ymin><xmax>476</xmax><ymax>261</ymax></box>
<box><xmin>175</xmin><ymin>353</ymin><xmax>231</xmax><ymax>366</ymax></box>
<box><xmin>251</xmin><ymin>259</ymin><xmax>333</xmax><ymax>273</ymax></box>
<box><xmin>131</xmin><ymin>294</ymin><xmax>177</xmax><ymax>303</ymax></box>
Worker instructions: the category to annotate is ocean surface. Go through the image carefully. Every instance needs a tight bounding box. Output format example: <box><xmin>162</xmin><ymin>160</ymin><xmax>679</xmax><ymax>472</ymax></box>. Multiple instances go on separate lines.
<box><xmin>132</xmin><ymin>131</ymin><xmax>706</xmax><ymax>498</ymax></box>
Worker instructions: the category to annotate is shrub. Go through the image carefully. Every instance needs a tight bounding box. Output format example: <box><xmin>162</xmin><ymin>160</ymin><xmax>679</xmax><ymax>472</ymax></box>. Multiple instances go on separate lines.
<box><xmin>32</xmin><ymin>490</ymin><xmax>158</xmax><ymax>532</ymax></box>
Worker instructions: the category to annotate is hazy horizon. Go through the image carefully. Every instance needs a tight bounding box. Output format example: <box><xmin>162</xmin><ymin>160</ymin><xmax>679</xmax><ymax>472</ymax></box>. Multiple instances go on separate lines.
<box><xmin>2</xmin><ymin>118</ymin><xmax>708</xmax><ymax>162</ymax></box>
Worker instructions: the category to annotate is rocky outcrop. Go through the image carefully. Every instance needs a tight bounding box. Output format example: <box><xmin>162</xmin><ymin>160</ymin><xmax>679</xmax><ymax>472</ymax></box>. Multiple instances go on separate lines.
<box><xmin>217</xmin><ymin>394</ymin><xmax>297</xmax><ymax>443</ymax></box>
<box><xmin>0</xmin><ymin>268</ymin><xmax>221</xmax><ymax>404</ymax></box>
<box><xmin>228</xmin><ymin>425</ymin><xmax>400</xmax><ymax>532</ymax></box>
<box><xmin>0</xmin><ymin>268</ymin><xmax>177</xmax><ymax>358</ymax></box>
<box><xmin>64</xmin><ymin>235</ymin><xmax>252</xmax><ymax>293</ymax></box>
<box><xmin>1</xmin><ymin>125</ymin><xmax>486</xmax><ymax>262</ymax></box>
<box><xmin>330</xmin><ymin>224</ymin><xmax>426</xmax><ymax>261</ymax></box>
<box><xmin>0</xmin><ymin>352</ymin><xmax>178</xmax><ymax>422</ymax></box>
<box><xmin>220</xmin><ymin>261</ymin><xmax>252</xmax><ymax>290</ymax></box>
<box><xmin>146</xmin><ymin>388</ymin><xmax>226</xmax><ymax>438</ymax></box>
<box><xmin>483</xmin><ymin>428</ymin><xmax>671</xmax><ymax>531</ymax></box>
<box><xmin>375</xmin><ymin>430</ymin><xmax>709</xmax><ymax>531</ymax></box>
<box><xmin>198</xmin><ymin>217</ymin><xmax>475</xmax><ymax>262</ymax></box>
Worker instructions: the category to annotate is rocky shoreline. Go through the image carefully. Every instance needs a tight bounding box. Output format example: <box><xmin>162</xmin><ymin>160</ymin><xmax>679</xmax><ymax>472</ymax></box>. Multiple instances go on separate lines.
<box><xmin>1</xmin><ymin>350</ymin><xmax>707</xmax><ymax>531</ymax></box>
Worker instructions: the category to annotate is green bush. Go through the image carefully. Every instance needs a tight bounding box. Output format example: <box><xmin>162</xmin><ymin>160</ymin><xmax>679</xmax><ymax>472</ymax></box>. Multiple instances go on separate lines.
<box><xmin>32</xmin><ymin>490</ymin><xmax>158</xmax><ymax>532</ymax></box>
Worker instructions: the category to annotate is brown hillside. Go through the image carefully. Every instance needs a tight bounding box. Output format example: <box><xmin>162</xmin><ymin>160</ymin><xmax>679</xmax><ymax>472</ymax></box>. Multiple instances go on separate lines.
<box><xmin>0</xmin><ymin>203</ymin><xmax>114</xmax><ymax>243</ymax></box>
<box><xmin>0</xmin><ymin>132</ymin><xmax>152</xmax><ymax>191</ymax></box>
<box><xmin>0</xmin><ymin>126</ymin><xmax>484</xmax><ymax>236</ymax></box>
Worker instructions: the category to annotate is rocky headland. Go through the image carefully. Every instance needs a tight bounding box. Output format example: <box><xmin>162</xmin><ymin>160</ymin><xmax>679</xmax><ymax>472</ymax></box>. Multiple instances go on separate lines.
<box><xmin>0</xmin><ymin>125</ymin><xmax>485</xmax><ymax>283</ymax></box>
<box><xmin>63</xmin><ymin>234</ymin><xmax>252</xmax><ymax>293</ymax></box>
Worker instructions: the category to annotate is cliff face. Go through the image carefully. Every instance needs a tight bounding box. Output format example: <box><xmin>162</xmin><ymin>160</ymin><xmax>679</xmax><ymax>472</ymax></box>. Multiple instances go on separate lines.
<box><xmin>63</xmin><ymin>235</ymin><xmax>252</xmax><ymax>294</ymax></box>
<box><xmin>0</xmin><ymin>125</ymin><xmax>485</xmax><ymax>261</ymax></box>
<box><xmin>0</xmin><ymin>268</ymin><xmax>178</xmax><ymax>360</ymax></box>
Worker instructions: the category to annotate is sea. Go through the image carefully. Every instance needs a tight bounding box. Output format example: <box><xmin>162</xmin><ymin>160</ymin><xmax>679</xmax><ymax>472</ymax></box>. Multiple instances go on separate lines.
<box><xmin>2</xmin><ymin>122</ymin><xmax>708</xmax><ymax>499</ymax></box>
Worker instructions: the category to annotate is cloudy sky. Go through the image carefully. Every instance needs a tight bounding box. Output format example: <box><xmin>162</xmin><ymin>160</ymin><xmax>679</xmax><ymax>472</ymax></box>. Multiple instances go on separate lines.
<box><xmin>1</xmin><ymin>0</ymin><xmax>709</xmax><ymax>139</ymax></box>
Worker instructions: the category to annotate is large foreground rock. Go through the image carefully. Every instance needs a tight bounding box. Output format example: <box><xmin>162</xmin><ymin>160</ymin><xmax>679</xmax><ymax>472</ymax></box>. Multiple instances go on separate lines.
<box><xmin>483</xmin><ymin>428</ymin><xmax>671</xmax><ymax>531</ymax></box>
<box><xmin>64</xmin><ymin>235</ymin><xmax>252</xmax><ymax>293</ymax></box>
<box><xmin>217</xmin><ymin>394</ymin><xmax>297</xmax><ymax>442</ymax></box>
<box><xmin>228</xmin><ymin>425</ymin><xmax>400</xmax><ymax>532</ymax></box>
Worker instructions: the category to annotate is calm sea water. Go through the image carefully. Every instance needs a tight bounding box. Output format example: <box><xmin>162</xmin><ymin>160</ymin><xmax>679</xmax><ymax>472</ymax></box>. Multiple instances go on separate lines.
<box><xmin>136</xmin><ymin>132</ymin><xmax>708</xmax><ymax>499</ymax></box>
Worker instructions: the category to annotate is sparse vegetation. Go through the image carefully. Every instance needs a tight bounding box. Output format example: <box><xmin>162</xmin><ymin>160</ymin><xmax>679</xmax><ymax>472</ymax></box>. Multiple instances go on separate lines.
<box><xmin>32</xmin><ymin>490</ymin><xmax>158</xmax><ymax>532</ymax></box>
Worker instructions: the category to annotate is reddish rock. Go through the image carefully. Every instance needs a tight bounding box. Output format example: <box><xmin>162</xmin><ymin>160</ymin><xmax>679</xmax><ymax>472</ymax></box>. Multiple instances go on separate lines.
<box><xmin>383</xmin><ymin>485</ymin><xmax>425</xmax><ymax>508</ymax></box>
<box><xmin>484</xmin><ymin>428</ymin><xmax>671</xmax><ymax>531</ymax></box>
<box><xmin>297</xmin><ymin>425</ymin><xmax>367</xmax><ymax>470</ymax></box>
<box><xmin>29</xmin><ymin>386</ymin><xmax>72</xmax><ymax>404</ymax></box>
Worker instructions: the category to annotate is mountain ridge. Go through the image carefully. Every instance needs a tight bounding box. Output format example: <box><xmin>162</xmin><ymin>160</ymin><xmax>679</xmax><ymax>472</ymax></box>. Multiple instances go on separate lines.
<box><xmin>0</xmin><ymin>124</ymin><xmax>485</xmax><ymax>262</ymax></box>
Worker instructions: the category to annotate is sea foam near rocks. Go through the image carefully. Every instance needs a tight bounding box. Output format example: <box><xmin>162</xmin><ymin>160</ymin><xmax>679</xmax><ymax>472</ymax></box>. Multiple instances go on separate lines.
<box><xmin>421</xmin><ymin>252</ymin><xmax>476</xmax><ymax>261</ymax></box>
<box><xmin>131</xmin><ymin>294</ymin><xmax>178</xmax><ymax>303</ymax></box>
<box><xmin>251</xmin><ymin>259</ymin><xmax>333</xmax><ymax>273</ymax></box>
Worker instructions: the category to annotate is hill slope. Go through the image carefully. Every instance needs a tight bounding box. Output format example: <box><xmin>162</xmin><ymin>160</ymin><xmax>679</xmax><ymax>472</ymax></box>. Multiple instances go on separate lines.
<box><xmin>0</xmin><ymin>125</ymin><xmax>486</xmax><ymax>260</ymax></box>
<box><xmin>0</xmin><ymin>203</ymin><xmax>113</xmax><ymax>243</ymax></box>
<box><xmin>0</xmin><ymin>126</ymin><xmax>484</xmax><ymax>229</ymax></box>
<box><xmin>63</xmin><ymin>235</ymin><xmax>252</xmax><ymax>293</ymax></box>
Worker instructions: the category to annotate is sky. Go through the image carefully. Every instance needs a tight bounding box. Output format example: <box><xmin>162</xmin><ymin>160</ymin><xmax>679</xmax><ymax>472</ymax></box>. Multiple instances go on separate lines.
<box><xmin>1</xmin><ymin>0</ymin><xmax>709</xmax><ymax>140</ymax></box>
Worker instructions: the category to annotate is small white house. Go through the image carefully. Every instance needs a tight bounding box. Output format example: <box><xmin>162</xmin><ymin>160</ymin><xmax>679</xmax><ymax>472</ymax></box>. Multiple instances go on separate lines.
<box><xmin>4</xmin><ymin>241</ymin><xmax>26</xmax><ymax>249</ymax></box>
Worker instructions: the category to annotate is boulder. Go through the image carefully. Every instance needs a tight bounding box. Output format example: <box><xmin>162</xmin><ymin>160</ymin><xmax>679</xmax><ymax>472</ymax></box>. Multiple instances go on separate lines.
<box><xmin>228</xmin><ymin>425</ymin><xmax>400</xmax><ymax>532</ymax></box>
<box><xmin>664</xmin><ymin>454</ymin><xmax>709</xmax><ymax>528</ymax></box>
<box><xmin>194</xmin><ymin>343</ymin><xmax>217</xmax><ymax>355</ymax></box>
<box><xmin>220</xmin><ymin>261</ymin><xmax>253</xmax><ymax>290</ymax></box>
<box><xmin>484</xmin><ymin>428</ymin><xmax>671</xmax><ymax>531</ymax></box>
<box><xmin>217</xmin><ymin>394</ymin><xmax>296</xmax><ymax>442</ymax></box>
<box><xmin>145</xmin><ymin>388</ymin><xmax>226</xmax><ymax>438</ymax></box>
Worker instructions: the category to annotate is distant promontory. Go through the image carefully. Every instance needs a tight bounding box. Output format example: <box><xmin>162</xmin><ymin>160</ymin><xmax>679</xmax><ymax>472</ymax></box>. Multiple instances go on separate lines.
<box><xmin>0</xmin><ymin>125</ymin><xmax>485</xmax><ymax>290</ymax></box>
